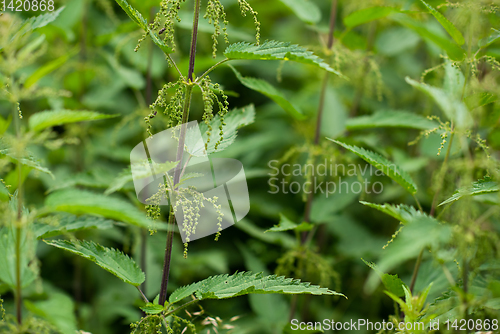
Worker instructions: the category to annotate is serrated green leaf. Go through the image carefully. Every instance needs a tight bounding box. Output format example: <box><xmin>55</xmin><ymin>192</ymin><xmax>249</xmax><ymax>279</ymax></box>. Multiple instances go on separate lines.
<box><xmin>0</xmin><ymin>226</ymin><xmax>37</xmax><ymax>290</ymax></box>
<box><xmin>19</xmin><ymin>7</ymin><xmax>65</xmax><ymax>33</ymax></box>
<box><xmin>140</xmin><ymin>303</ymin><xmax>164</xmax><ymax>314</ymax></box>
<box><xmin>186</xmin><ymin>104</ymin><xmax>255</xmax><ymax>156</ymax></box>
<box><xmin>479</xmin><ymin>28</ymin><xmax>500</xmax><ymax>48</ymax></box>
<box><xmin>346</xmin><ymin>110</ymin><xmax>438</xmax><ymax>130</ymax></box>
<box><xmin>439</xmin><ymin>177</ymin><xmax>499</xmax><ymax>206</ymax></box>
<box><xmin>224</xmin><ymin>40</ymin><xmax>342</xmax><ymax>76</ymax></box>
<box><xmin>328</xmin><ymin>139</ymin><xmax>417</xmax><ymax>194</ymax></box>
<box><xmin>406</xmin><ymin>77</ymin><xmax>472</xmax><ymax>129</ymax></box>
<box><xmin>279</xmin><ymin>0</ymin><xmax>321</xmax><ymax>24</ymax></box>
<box><xmin>114</xmin><ymin>0</ymin><xmax>173</xmax><ymax>54</ymax></box>
<box><xmin>43</xmin><ymin>188</ymin><xmax>159</xmax><ymax>229</ymax></box>
<box><xmin>230</xmin><ymin>66</ymin><xmax>305</xmax><ymax>120</ymax></box>
<box><xmin>391</xmin><ymin>14</ymin><xmax>465</xmax><ymax>61</ymax></box>
<box><xmin>362</xmin><ymin>259</ymin><xmax>406</xmax><ymax>297</ymax></box>
<box><xmin>169</xmin><ymin>272</ymin><xmax>344</xmax><ymax>304</ymax></box>
<box><xmin>419</xmin><ymin>0</ymin><xmax>464</xmax><ymax>45</ymax></box>
<box><xmin>344</xmin><ymin>6</ymin><xmax>398</xmax><ymax>28</ymax></box>
<box><xmin>44</xmin><ymin>239</ymin><xmax>145</xmax><ymax>286</ymax></box>
<box><xmin>360</xmin><ymin>201</ymin><xmax>435</xmax><ymax>225</ymax></box>
<box><xmin>265</xmin><ymin>213</ymin><xmax>313</xmax><ymax>233</ymax></box>
<box><xmin>29</xmin><ymin>110</ymin><xmax>118</xmax><ymax>132</ymax></box>
<box><xmin>34</xmin><ymin>215</ymin><xmax>114</xmax><ymax>239</ymax></box>
<box><xmin>464</xmin><ymin>92</ymin><xmax>498</xmax><ymax>110</ymax></box>
<box><xmin>0</xmin><ymin>148</ymin><xmax>53</xmax><ymax>178</ymax></box>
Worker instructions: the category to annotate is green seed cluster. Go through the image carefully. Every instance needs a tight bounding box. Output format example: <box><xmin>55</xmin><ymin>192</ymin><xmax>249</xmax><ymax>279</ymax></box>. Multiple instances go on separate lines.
<box><xmin>172</xmin><ymin>186</ymin><xmax>224</xmax><ymax>258</ymax></box>
<box><xmin>199</xmin><ymin>77</ymin><xmax>229</xmax><ymax>151</ymax></box>
<box><xmin>145</xmin><ymin>79</ymin><xmax>185</xmax><ymax>137</ymax></box>
<box><xmin>238</xmin><ymin>0</ymin><xmax>260</xmax><ymax>45</ymax></box>
<box><xmin>204</xmin><ymin>0</ymin><xmax>229</xmax><ymax>58</ymax></box>
<box><xmin>130</xmin><ymin>315</ymin><xmax>163</xmax><ymax>334</ymax></box>
<box><xmin>152</xmin><ymin>0</ymin><xmax>186</xmax><ymax>52</ymax></box>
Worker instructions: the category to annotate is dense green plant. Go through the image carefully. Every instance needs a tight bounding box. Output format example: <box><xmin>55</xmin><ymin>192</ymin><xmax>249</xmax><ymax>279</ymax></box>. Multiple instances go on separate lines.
<box><xmin>2</xmin><ymin>0</ymin><xmax>500</xmax><ymax>333</ymax></box>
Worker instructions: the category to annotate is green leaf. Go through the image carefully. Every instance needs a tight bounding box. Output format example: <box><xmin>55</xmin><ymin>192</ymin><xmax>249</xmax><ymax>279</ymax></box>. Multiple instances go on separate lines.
<box><xmin>346</xmin><ymin>110</ymin><xmax>438</xmax><ymax>130</ymax></box>
<box><xmin>235</xmin><ymin>218</ymin><xmax>296</xmax><ymax>249</ymax></box>
<box><xmin>439</xmin><ymin>177</ymin><xmax>499</xmax><ymax>206</ymax></box>
<box><xmin>265</xmin><ymin>213</ymin><xmax>313</xmax><ymax>233</ymax></box>
<box><xmin>224</xmin><ymin>40</ymin><xmax>342</xmax><ymax>76</ymax></box>
<box><xmin>0</xmin><ymin>148</ymin><xmax>53</xmax><ymax>177</ymax></box>
<box><xmin>24</xmin><ymin>47</ymin><xmax>78</xmax><ymax>89</ymax></box>
<box><xmin>392</xmin><ymin>14</ymin><xmax>465</xmax><ymax>61</ymax></box>
<box><xmin>464</xmin><ymin>92</ymin><xmax>498</xmax><ymax>110</ymax></box>
<box><xmin>25</xmin><ymin>289</ymin><xmax>77</xmax><ymax>334</ymax></box>
<box><xmin>328</xmin><ymin>139</ymin><xmax>417</xmax><ymax>194</ymax></box>
<box><xmin>186</xmin><ymin>104</ymin><xmax>256</xmax><ymax>156</ymax></box>
<box><xmin>114</xmin><ymin>0</ymin><xmax>173</xmax><ymax>54</ymax></box>
<box><xmin>44</xmin><ymin>239</ymin><xmax>145</xmax><ymax>286</ymax></box>
<box><xmin>43</xmin><ymin>188</ymin><xmax>159</xmax><ymax>229</ymax></box>
<box><xmin>479</xmin><ymin>28</ymin><xmax>500</xmax><ymax>48</ymax></box>
<box><xmin>344</xmin><ymin>6</ymin><xmax>398</xmax><ymax>28</ymax></box>
<box><xmin>362</xmin><ymin>259</ymin><xmax>406</xmax><ymax>297</ymax></box>
<box><xmin>140</xmin><ymin>303</ymin><xmax>164</xmax><ymax>315</ymax></box>
<box><xmin>19</xmin><ymin>7</ymin><xmax>65</xmax><ymax>32</ymax></box>
<box><xmin>419</xmin><ymin>0</ymin><xmax>464</xmax><ymax>45</ymax></box>
<box><xmin>405</xmin><ymin>77</ymin><xmax>472</xmax><ymax>129</ymax></box>
<box><xmin>360</xmin><ymin>201</ymin><xmax>435</xmax><ymax>225</ymax></box>
<box><xmin>230</xmin><ymin>66</ymin><xmax>305</xmax><ymax>120</ymax></box>
<box><xmin>29</xmin><ymin>110</ymin><xmax>118</xmax><ymax>132</ymax></box>
<box><xmin>34</xmin><ymin>215</ymin><xmax>115</xmax><ymax>239</ymax></box>
<box><xmin>279</xmin><ymin>0</ymin><xmax>321</xmax><ymax>24</ymax></box>
<box><xmin>0</xmin><ymin>226</ymin><xmax>37</xmax><ymax>290</ymax></box>
<box><xmin>169</xmin><ymin>272</ymin><xmax>344</xmax><ymax>304</ymax></box>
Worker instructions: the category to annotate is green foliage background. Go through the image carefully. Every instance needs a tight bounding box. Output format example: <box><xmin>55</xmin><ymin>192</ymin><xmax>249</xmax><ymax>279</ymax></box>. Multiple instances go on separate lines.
<box><xmin>1</xmin><ymin>0</ymin><xmax>500</xmax><ymax>333</ymax></box>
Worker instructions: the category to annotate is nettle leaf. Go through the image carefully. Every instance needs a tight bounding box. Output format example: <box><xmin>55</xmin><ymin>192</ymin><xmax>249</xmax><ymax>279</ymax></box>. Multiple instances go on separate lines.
<box><xmin>114</xmin><ymin>0</ymin><xmax>173</xmax><ymax>54</ymax></box>
<box><xmin>344</xmin><ymin>6</ymin><xmax>398</xmax><ymax>28</ymax></box>
<box><xmin>366</xmin><ymin>216</ymin><xmax>451</xmax><ymax>293</ymax></box>
<box><xmin>43</xmin><ymin>188</ymin><xmax>160</xmax><ymax>229</ymax></box>
<box><xmin>24</xmin><ymin>48</ymin><xmax>78</xmax><ymax>89</ymax></box>
<box><xmin>140</xmin><ymin>303</ymin><xmax>164</xmax><ymax>315</ymax></box>
<box><xmin>391</xmin><ymin>14</ymin><xmax>465</xmax><ymax>61</ymax></box>
<box><xmin>29</xmin><ymin>110</ymin><xmax>118</xmax><ymax>132</ymax></box>
<box><xmin>279</xmin><ymin>0</ymin><xmax>321</xmax><ymax>24</ymax></box>
<box><xmin>0</xmin><ymin>227</ymin><xmax>37</xmax><ymax>290</ymax></box>
<box><xmin>34</xmin><ymin>215</ymin><xmax>115</xmax><ymax>239</ymax></box>
<box><xmin>224</xmin><ymin>40</ymin><xmax>342</xmax><ymax>76</ymax></box>
<box><xmin>44</xmin><ymin>239</ymin><xmax>145</xmax><ymax>286</ymax></box>
<box><xmin>439</xmin><ymin>177</ymin><xmax>499</xmax><ymax>206</ymax></box>
<box><xmin>362</xmin><ymin>259</ymin><xmax>406</xmax><ymax>298</ymax></box>
<box><xmin>346</xmin><ymin>110</ymin><xmax>438</xmax><ymax>130</ymax></box>
<box><xmin>406</xmin><ymin>77</ymin><xmax>472</xmax><ymax>129</ymax></box>
<box><xmin>265</xmin><ymin>213</ymin><xmax>313</xmax><ymax>233</ymax></box>
<box><xmin>360</xmin><ymin>201</ymin><xmax>435</xmax><ymax>225</ymax></box>
<box><xmin>230</xmin><ymin>66</ymin><xmax>305</xmax><ymax>120</ymax></box>
<box><xmin>187</xmin><ymin>104</ymin><xmax>256</xmax><ymax>156</ymax></box>
<box><xmin>0</xmin><ymin>148</ymin><xmax>53</xmax><ymax>178</ymax></box>
<box><xmin>328</xmin><ymin>139</ymin><xmax>417</xmax><ymax>194</ymax></box>
<box><xmin>419</xmin><ymin>0</ymin><xmax>464</xmax><ymax>45</ymax></box>
<box><xmin>169</xmin><ymin>272</ymin><xmax>344</xmax><ymax>304</ymax></box>
<box><xmin>479</xmin><ymin>28</ymin><xmax>500</xmax><ymax>48</ymax></box>
<box><xmin>19</xmin><ymin>7</ymin><xmax>65</xmax><ymax>33</ymax></box>
<box><xmin>464</xmin><ymin>92</ymin><xmax>498</xmax><ymax>110</ymax></box>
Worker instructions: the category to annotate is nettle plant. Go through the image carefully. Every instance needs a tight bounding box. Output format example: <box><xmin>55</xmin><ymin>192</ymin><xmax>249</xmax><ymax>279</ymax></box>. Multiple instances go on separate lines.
<box><xmin>1</xmin><ymin>1</ymin><xmax>347</xmax><ymax>334</ymax></box>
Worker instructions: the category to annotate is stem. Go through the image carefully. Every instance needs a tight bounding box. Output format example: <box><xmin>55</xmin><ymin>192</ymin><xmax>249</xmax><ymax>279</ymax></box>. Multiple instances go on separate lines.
<box><xmin>187</xmin><ymin>0</ymin><xmax>202</xmax><ymax>82</ymax></box>
<box><xmin>197</xmin><ymin>58</ymin><xmax>230</xmax><ymax>82</ymax></box>
<box><xmin>409</xmin><ymin>248</ymin><xmax>424</xmax><ymax>293</ymax></box>
<box><xmin>136</xmin><ymin>286</ymin><xmax>149</xmax><ymax>303</ymax></box>
<box><xmin>167</xmin><ymin>54</ymin><xmax>184</xmax><ymax>79</ymax></box>
<box><xmin>165</xmin><ymin>299</ymin><xmax>198</xmax><ymax>317</ymax></box>
<box><xmin>13</xmin><ymin>103</ymin><xmax>22</xmax><ymax>326</ymax></box>
<box><xmin>158</xmin><ymin>0</ymin><xmax>200</xmax><ymax>306</ymax></box>
<box><xmin>291</xmin><ymin>0</ymin><xmax>338</xmax><ymax>320</ymax></box>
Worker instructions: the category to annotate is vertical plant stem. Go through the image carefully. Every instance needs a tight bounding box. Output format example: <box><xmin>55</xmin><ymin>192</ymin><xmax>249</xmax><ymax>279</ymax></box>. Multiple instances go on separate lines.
<box><xmin>290</xmin><ymin>0</ymin><xmax>338</xmax><ymax>322</ymax></box>
<box><xmin>409</xmin><ymin>248</ymin><xmax>424</xmax><ymax>293</ymax></box>
<box><xmin>13</xmin><ymin>104</ymin><xmax>23</xmax><ymax>326</ymax></box>
<box><xmin>158</xmin><ymin>0</ymin><xmax>201</xmax><ymax>306</ymax></box>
